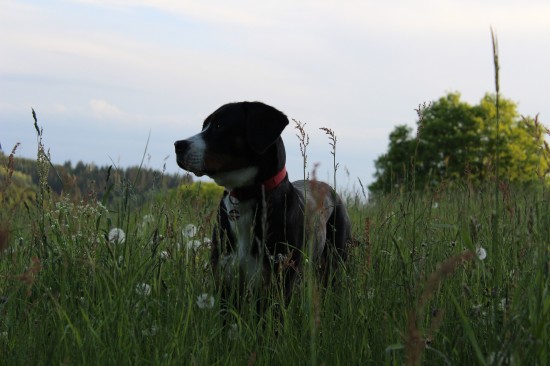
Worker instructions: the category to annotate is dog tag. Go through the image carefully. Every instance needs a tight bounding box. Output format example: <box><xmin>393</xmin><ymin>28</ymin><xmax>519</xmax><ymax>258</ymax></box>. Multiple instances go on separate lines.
<box><xmin>228</xmin><ymin>209</ymin><xmax>240</xmax><ymax>221</ymax></box>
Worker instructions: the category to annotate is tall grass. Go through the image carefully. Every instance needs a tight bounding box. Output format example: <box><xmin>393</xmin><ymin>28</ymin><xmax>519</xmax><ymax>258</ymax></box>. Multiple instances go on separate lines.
<box><xmin>1</xmin><ymin>113</ymin><xmax>549</xmax><ymax>365</ymax></box>
<box><xmin>2</xmin><ymin>36</ymin><xmax>550</xmax><ymax>364</ymax></box>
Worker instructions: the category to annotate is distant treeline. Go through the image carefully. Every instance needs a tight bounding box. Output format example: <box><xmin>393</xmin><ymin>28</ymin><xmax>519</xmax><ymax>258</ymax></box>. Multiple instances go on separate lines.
<box><xmin>1</xmin><ymin>151</ymin><xmax>191</xmax><ymax>203</ymax></box>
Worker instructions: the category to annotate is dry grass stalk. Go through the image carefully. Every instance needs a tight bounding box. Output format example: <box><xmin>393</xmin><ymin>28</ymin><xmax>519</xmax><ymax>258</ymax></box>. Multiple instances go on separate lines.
<box><xmin>16</xmin><ymin>256</ymin><xmax>42</xmax><ymax>297</ymax></box>
<box><xmin>406</xmin><ymin>250</ymin><xmax>475</xmax><ymax>365</ymax></box>
<box><xmin>0</xmin><ymin>228</ymin><xmax>8</xmax><ymax>253</ymax></box>
<box><xmin>0</xmin><ymin>143</ymin><xmax>22</xmax><ymax>252</ymax></box>
<box><xmin>364</xmin><ymin>217</ymin><xmax>372</xmax><ymax>272</ymax></box>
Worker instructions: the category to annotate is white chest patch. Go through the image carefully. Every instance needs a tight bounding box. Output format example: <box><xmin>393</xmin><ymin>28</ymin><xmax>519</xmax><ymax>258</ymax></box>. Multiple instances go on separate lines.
<box><xmin>220</xmin><ymin>196</ymin><xmax>263</xmax><ymax>286</ymax></box>
<box><xmin>210</xmin><ymin>167</ymin><xmax>259</xmax><ymax>190</ymax></box>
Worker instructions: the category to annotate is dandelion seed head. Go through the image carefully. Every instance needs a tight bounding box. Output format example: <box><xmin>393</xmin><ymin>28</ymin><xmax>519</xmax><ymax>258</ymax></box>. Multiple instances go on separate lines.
<box><xmin>476</xmin><ymin>247</ymin><xmax>487</xmax><ymax>260</ymax></box>
<box><xmin>141</xmin><ymin>214</ymin><xmax>155</xmax><ymax>226</ymax></box>
<box><xmin>182</xmin><ymin>224</ymin><xmax>198</xmax><ymax>238</ymax></box>
<box><xmin>187</xmin><ymin>239</ymin><xmax>202</xmax><ymax>250</ymax></box>
<box><xmin>367</xmin><ymin>288</ymin><xmax>375</xmax><ymax>300</ymax></box>
<box><xmin>196</xmin><ymin>293</ymin><xmax>215</xmax><ymax>309</ymax></box>
<box><xmin>499</xmin><ymin>298</ymin><xmax>507</xmax><ymax>311</ymax></box>
<box><xmin>108</xmin><ymin>228</ymin><xmax>126</xmax><ymax>244</ymax></box>
<box><xmin>227</xmin><ymin>323</ymin><xmax>239</xmax><ymax>340</ymax></box>
<box><xmin>135</xmin><ymin>283</ymin><xmax>151</xmax><ymax>296</ymax></box>
<box><xmin>141</xmin><ymin>324</ymin><xmax>159</xmax><ymax>337</ymax></box>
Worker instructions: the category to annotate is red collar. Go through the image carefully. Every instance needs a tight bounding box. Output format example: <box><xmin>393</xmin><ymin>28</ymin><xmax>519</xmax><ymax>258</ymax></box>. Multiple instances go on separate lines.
<box><xmin>229</xmin><ymin>166</ymin><xmax>287</xmax><ymax>200</ymax></box>
<box><xmin>261</xmin><ymin>166</ymin><xmax>287</xmax><ymax>191</ymax></box>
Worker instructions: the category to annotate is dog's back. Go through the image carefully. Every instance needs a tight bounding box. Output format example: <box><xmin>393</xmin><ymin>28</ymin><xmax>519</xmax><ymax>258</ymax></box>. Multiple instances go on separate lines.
<box><xmin>291</xmin><ymin>180</ymin><xmax>351</xmax><ymax>269</ymax></box>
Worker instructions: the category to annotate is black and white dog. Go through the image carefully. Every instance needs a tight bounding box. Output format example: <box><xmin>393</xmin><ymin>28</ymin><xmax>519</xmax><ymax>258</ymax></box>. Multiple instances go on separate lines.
<box><xmin>174</xmin><ymin>102</ymin><xmax>351</xmax><ymax>301</ymax></box>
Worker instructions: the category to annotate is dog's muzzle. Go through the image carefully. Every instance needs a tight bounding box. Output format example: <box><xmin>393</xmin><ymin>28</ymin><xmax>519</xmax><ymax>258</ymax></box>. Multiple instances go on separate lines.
<box><xmin>174</xmin><ymin>139</ymin><xmax>206</xmax><ymax>176</ymax></box>
<box><xmin>174</xmin><ymin>140</ymin><xmax>193</xmax><ymax>171</ymax></box>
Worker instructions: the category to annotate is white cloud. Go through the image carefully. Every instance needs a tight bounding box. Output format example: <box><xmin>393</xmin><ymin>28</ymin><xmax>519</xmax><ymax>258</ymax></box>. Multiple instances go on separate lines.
<box><xmin>89</xmin><ymin>99</ymin><xmax>124</xmax><ymax>120</ymax></box>
<box><xmin>72</xmin><ymin>0</ymin><xmax>278</xmax><ymax>27</ymax></box>
<box><xmin>70</xmin><ymin>0</ymin><xmax>550</xmax><ymax>34</ymax></box>
<box><xmin>53</xmin><ymin>104</ymin><xmax>69</xmax><ymax>114</ymax></box>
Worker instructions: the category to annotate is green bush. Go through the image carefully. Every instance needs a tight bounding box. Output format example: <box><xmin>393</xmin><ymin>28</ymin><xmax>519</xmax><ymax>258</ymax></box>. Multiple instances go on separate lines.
<box><xmin>178</xmin><ymin>181</ymin><xmax>224</xmax><ymax>206</ymax></box>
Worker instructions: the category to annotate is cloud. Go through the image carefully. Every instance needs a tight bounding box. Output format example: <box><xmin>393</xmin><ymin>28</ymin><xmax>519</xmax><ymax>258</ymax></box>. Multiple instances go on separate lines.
<box><xmin>72</xmin><ymin>0</ymin><xmax>277</xmax><ymax>27</ymax></box>
<box><xmin>70</xmin><ymin>0</ymin><xmax>550</xmax><ymax>34</ymax></box>
<box><xmin>53</xmin><ymin>104</ymin><xmax>69</xmax><ymax>114</ymax></box>
<box><xmin>89</xmin><ymin>99</ymin><xmax>124</xmax><ymax>120</ymax></box>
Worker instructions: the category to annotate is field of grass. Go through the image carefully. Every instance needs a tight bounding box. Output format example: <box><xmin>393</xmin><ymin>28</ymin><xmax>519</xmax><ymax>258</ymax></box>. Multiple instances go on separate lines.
<box><xmin>1</xmin><ymin>126</ymin><xmax>549</xmax><ymax>366</ymax></box>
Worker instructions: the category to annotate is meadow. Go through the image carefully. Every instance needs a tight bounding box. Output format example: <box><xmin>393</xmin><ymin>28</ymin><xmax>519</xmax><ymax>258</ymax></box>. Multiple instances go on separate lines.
<box><xmin>1</xmin><ymin>38</ymin><xmax>549</xmax><ymax>364</ymax></box>
<box><xmin>1</xmin><ymin>120</ymin><xmax>549</xmax><ymax>366</ymax></box>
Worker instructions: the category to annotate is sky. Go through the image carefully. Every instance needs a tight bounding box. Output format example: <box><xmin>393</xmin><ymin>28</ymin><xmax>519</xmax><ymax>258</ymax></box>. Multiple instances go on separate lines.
<box><xmin>1</xmin><ymin>0</ymin><xmax>549</xmax><ymax>192</ymax></box>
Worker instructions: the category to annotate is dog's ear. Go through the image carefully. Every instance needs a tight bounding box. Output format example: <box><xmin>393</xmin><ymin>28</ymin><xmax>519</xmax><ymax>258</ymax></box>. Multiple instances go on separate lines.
<box><xmin>245</xmin><ymin>102</ymin><xmax>289</xmax><ymax>154</ymax></box>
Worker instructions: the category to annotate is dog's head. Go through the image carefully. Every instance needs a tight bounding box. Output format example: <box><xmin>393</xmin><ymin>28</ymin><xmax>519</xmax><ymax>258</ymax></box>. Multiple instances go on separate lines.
<box><xmin>174</xmin><ymin>102</ymin><xmax>289</xmax><ymax>188</ymax></box>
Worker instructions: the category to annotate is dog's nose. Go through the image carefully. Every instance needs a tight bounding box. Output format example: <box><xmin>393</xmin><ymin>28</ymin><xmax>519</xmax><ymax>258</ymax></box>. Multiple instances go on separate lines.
<box><xmin>174</xmin><ymin>140</ymin><xmax>190</xmax><ymax>153</ymax></box>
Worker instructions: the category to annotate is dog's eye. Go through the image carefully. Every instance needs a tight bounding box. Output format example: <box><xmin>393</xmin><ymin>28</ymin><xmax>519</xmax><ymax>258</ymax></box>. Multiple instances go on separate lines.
<box><xmin>215</xmin><ymin>122</ymin><xmax>222</xmax><ymax>129</ymax></box>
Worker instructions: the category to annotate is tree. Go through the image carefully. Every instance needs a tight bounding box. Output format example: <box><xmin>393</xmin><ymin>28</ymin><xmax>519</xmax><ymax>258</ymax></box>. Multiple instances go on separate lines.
<box><xmin>369</xmin><ymin>92</ymin><xmax>549</xmax><ymax>193</ymax></box>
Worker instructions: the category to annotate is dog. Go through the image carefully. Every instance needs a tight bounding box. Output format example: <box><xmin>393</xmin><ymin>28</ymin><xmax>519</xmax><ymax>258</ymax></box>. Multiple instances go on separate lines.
<box><xmin>174</xmin><ymin>102</ymin><xmax>351</xmax><ymax>304</ymax></box>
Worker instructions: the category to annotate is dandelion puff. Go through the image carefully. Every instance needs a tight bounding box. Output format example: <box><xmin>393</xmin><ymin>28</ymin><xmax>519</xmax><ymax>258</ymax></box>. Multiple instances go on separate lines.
<box><xmin>187</xmin><ymin>239</ymin><xmax>202</xmax><ymax>250</ymax></box>
<box><xmin>227</xmin><ymin>323</ymin><xmax>239</xmax><ymax>340</ymax></box>
<box><xmin>108</xmin><ymin>228</ymin><xmax>126</xmax><ymax>244</ymax></box>
<box><xmin>141</xmin><ymin>324</ymin><xmax>159</xmax><ymax>337</ymax></box>
<box><xmin>141</xmin><ymin>214</ymin><xmax>155</xmax><ymax>227</ymax></box>
<box><xmin>160</xmin><ymin>250</ymin><xmax>170</xmax><ymax>260</ymax></box>
<box><xmin>196</xmin><ymin>293</ymin><xmax>215</xmax><ymax>309</ymax></box>
<box><xmin>476</xmin><ymin>247</ymin><xmax>487</xmax><ymax>260</ymax></box>
<box><xmin>367</xmin><ymin>288</ymin><xmax>375</xmax><ymax>300</ymax></box>
<box><xmin>499</xmin><ymin>298</ymin><xmax>507</xmax><ymax>311</ymax></box>
<box><xmin>182</xmin><ymin>224</ymin><xmax>198</xmax><ymax>238</ymax></box>
<box><xmin>136</xmin><ymin>283</ymin><xmax>151</xmax><ymax>296</ymax></box>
